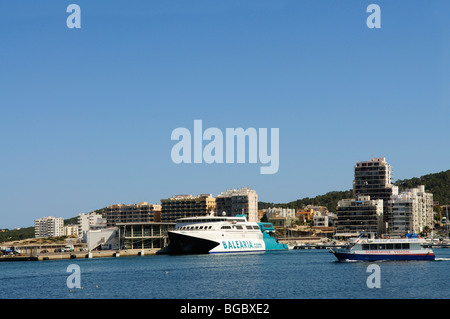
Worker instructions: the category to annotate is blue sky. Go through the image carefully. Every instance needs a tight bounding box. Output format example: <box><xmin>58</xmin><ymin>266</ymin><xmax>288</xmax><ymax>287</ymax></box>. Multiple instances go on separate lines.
<box><xmin>1</xmin><ymin>1</ymin><xmax>449</xmax><ymax>228</ymax></box>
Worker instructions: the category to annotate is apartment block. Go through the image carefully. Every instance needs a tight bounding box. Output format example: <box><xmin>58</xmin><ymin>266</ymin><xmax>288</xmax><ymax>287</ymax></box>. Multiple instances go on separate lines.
<box><xmin>104</xmin><ymin>202</ymin><xmax>162</xmax><ymax>227</ymax></box>
<box><xmin>161</xmin><ymin>194</ymin><xmax>216</xmax><ymax>222</ymax></box>
<box><xmin>216</xmin><ymin>187</ymin><xmax>258</xmax><ymax>222</ymax></box>
<box><xmin>34</xmin><ymin>216</ymin><xmax>64</xmax><ymax>238</ymax></box>
<box><xmin>353</xmin><ymin>157</ymin><xmax>395</xmax><ymax>224</ymax></box>
<box><xmin>388</xmin><ymin>185</ymin><xmax>434</xmax><ymax>235</ymax></box>
<box><xmin>336</xmin><ymin>196</ymin><xmax>384</xmax><ymax>236</ymax></box>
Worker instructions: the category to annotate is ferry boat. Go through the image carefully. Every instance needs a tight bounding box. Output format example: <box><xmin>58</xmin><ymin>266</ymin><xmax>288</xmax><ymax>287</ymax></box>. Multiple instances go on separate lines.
<box><xmin>329</xmin><ymin>232</ymin><xmax>435</xmax><ymax>261</ymax></box>
<box><xmin>157</xmin><ymin>215</ymin><xmax>288</xmax><ymax>254</ymax></box>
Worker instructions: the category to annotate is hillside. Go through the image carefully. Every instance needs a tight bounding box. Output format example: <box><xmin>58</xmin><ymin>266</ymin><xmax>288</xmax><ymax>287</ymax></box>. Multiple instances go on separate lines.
<box><xmin>259</xmin><ymin>169</ymin><xmax>450</xmax><ymax>212</ymax></box>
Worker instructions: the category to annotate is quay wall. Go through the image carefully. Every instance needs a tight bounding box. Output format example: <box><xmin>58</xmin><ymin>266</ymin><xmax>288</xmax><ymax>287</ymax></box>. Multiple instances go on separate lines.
<box><xmin>0</xmin><ymin>249</ymin><xmax>160</xmax><ymax>262</ymax></box>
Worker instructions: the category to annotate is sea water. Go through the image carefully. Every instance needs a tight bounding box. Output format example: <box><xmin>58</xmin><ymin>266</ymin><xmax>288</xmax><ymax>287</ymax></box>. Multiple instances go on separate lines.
<box><xmin>0</xmin><ymin>249</ymin><xmax>449</xmax><ymax>299</ymax></box>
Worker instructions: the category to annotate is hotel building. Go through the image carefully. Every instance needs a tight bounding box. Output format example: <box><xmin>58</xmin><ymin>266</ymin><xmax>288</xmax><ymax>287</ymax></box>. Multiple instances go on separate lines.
<box><xmin>160</xmin><ymin>194</ymin><xmax>216</xmax><ymax>222</ymax></box>
<box><xmin>388</xmin><ymin>185</ymin><xmax>433</xmax><ymax>235</ymax></box>
<box><xmin>216</xmin><ymin>187</ymin><xmax>258</xmax><ymax>222</ymax></box>
<box><xmin>34</xmin><ymin>216</ymin><xmax>64</xmax><ymax>238</ymax></box>
<box><xmin>335</xmin><ymin>196</ymin><xmax>384</xmax><ymax>236</ymax></box>
<box><xmin>104</xmin><ymin>202</ymin><xmax>162</xmax><ymax>227</ymax></box>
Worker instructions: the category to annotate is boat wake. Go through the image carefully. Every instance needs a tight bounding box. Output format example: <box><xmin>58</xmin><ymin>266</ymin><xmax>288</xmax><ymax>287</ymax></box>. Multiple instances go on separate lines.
<box><xmin>435</xmin><ymin>257</ymin><xmax>450</xmax><ymax>261</ymax></box>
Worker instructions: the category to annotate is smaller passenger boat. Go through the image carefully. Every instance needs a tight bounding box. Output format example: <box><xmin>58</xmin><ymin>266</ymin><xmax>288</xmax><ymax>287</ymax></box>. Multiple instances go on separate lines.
<box><xmin>329</xmin><ymin>232</ymin><xmax>435</xmax><ymax>261</ymax></box>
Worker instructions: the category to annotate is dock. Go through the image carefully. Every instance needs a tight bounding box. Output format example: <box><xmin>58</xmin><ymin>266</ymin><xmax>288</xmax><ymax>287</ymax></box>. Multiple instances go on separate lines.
<box><xmin>0</xmin><ymin>248</ymin><xmax>161</xmax><ymax>262</ymax></box>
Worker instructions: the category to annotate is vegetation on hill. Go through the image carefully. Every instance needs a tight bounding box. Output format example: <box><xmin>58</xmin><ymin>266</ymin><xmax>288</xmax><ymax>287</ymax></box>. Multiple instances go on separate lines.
<box><xmin>0</xmin><ymin>227</ymin><xmax>35</xmax><ymax>244</ymax></box>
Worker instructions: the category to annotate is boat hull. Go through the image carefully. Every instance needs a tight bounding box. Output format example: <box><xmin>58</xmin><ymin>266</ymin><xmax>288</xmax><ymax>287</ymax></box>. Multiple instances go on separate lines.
<box><xmin>330</xmin><ymin>249</ymin><xmax>435</xmax><ymax>261</ymax></box>
<box><xmin>157</xmin><ymin>232</ymin><xmax>220</xmax><ymax>254</ymax></box>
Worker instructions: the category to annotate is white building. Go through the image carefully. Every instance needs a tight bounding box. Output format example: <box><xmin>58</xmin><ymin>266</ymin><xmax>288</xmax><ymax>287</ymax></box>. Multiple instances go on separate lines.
<box><xmin>262</xmin><ymin>207</ymin><xmax>296</xmax><ymax>219</ymax></box>
<box><xmin>64</xmin><ymin>224</ymin><xmax>79</xmax><ymax>236</ymax></box>
<box><xmin>34</xmin><ymin>216</ymin><xmax>64</xmax><ymax>238</ymax></box>
<box><xmin>388</xmin><ymin>185</ymin><xmax>433</xmax><ymax>235</ymax></box>
<box><xmin>314</xmin><ymin>214</ymin><xmax>329</xmax><ymax>227</ymax></box>
<box><xmin>78</xmin><ymin>212</ymin><xmax>106</xmax><ymax>239</ymax></box>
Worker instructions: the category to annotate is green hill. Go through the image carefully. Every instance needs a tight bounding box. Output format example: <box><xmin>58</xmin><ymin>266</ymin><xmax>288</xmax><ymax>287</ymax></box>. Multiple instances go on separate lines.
<box><xmin>259</xmin><ymin>169</ymin><xmax>450</xmax><ymax>212</ymax></box>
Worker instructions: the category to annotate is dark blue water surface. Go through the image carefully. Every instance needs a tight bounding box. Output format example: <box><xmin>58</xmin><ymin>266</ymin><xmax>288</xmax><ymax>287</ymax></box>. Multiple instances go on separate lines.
<box><xmin>1</xmin><ymin>249</ymin><xmax>449</xmax><ymax>299</ymax></box>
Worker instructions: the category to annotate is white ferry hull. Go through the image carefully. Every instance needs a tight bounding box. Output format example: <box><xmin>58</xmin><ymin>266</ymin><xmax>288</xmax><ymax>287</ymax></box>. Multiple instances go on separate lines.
<box><xmin>158</xmin><ymin>217</ymin><xmax>287</xmax><ymax>255</ymax></box>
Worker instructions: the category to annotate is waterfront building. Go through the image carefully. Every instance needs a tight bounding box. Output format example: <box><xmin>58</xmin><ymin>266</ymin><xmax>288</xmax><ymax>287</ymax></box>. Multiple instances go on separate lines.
<box><xmin>104</xmin><ymin>202</ymin><xmax>161</xmax><ymax>227</ymax></box>
<box><xmin>161</xmin><ymin>194</ymin><xmax>216</xmax><ymax>222</ymax></box>
<box><xmin>353</xmin><ymin>157</ymin><xmax>394</xmax><ymax>226</ymax></box>
<box><xmin>118</xmin><ymin>222</ymin><xmax>175</xmax><ymax>250</ymax></box>
<box><xmin>262</xmin><ymin>207</ymin><xmax>296</xmax><ymax>219</ymax></box>
<box><xmin>78</xmin><ymin>211</ymin><xmax>106</xmax><ymax>238</ymax></box>
<box><xmin>388</xmin><ymin>185</ymin><xmax>434</xmax><ymax>235</ymax></box>
<box><xmin>85</xmin><ymin>227</ymin><xmax>119</xmax><ymax>251</ymax></box>
<box><xmin>335</xmin><ymin>196</ymin><xmax>384</xmax><ymax>237</ymax></box>
<box><xmin>216</xmin><ymin>187</ymin><xmax>258</xmax><ymax>222</ymax></box>
<box><xmin>34</xmin><ymin>216</ymin><xmax>64</xmax><ymax>238</ymax></box>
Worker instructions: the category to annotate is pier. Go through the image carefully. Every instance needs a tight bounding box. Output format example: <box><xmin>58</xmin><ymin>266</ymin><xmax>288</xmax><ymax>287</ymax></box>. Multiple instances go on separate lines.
<box><xmin>0</xmin><ymin>248</ymin><xmax>162</xmax><ymax>262</ymax></box>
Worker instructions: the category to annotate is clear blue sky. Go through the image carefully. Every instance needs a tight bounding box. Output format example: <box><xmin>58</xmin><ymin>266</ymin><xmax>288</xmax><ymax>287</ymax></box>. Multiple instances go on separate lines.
<box><xmin>1</xmin><ymin>1</ymin><xmax>449</xmax><ymax>228</ymax></box>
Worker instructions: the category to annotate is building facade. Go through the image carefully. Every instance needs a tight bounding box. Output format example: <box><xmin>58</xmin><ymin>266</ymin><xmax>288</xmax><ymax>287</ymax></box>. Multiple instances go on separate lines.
<box><xmin>261</xmin><ymin>207</ymin><xmax>296</xmax><ymax>219</ymax></box>
<box><xmin>78</xmin><ymin>211</ymin><xmax>106</xmax><ymax>238</ymax></box>
<box><xmin>34</xmin><ymin>216</ymin><xmax>64</xmax><ymax>238</ymax></box>
<box><xmin>216</xmin><ymin>187</ymin><xmax>258</xmax><ymax>222</ymax></box>
<box><xmin>104</xmin><ymin>202</ymin><xmax>162</xmax><ymax>227</ymax></box>
<box><xmin>353</xmin><ymin>157</ymin><xmax>394</xmax><ymax>220</ymax></box>
<box><xmin>161</xmin><ymin>194</ymin><xmax>216</xmax><ymax>222</ymax></box>
<box><xmin>336</xmin><ymin>196</ymin><xmax>384</xmax><ymax>236</ymax></box>
<box><xmin>388</xmin><ymin>185</ymin><xmax>434</xmax><ymax>235</ymax></box>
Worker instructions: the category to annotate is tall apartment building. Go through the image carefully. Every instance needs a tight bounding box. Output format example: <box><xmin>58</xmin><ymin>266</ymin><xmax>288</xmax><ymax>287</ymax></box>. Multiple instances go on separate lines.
<box><xmin>353</xmin><ymin>157</ymin><xmax>394</xmax><ymax>201</ymax></box>
<box><xmin>161</xmin><ymin>194</ymin><xmax>216</xmax><ymax>222</ymax></box>
<box><xmin>336</xmin><ymin>196</ymin><xmax>384</xmax><ymax>236</ymax></box>
<box><xmin>353</xmin><ymin>157</ymin><xmax>395</xmax><ymax>226</ymax></box>
<box><xmin>34</xmin><ymin>216</ymin><xmax>64</xmax><ymax>238</ymax></box>
<box><xmin>104</xmin><ymin>202</ymin><xmax>162</xmax><ymax>227</ymax></box>
<box><xmin>388</xmin><ymin>185</ymin><xmax>433</xmax><ymax>235</ymax></box>
<box><xmin>216</xmin><ymin>187</ymin><xmax>258</xmax><ymax>222</ymax></box>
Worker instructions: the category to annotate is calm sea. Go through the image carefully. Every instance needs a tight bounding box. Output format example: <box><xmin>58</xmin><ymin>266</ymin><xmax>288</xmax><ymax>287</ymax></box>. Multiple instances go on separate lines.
<box><xmin>1</xmin><ymin>249</ymin><xmax>449</xmax><ymax>299</ymax></box>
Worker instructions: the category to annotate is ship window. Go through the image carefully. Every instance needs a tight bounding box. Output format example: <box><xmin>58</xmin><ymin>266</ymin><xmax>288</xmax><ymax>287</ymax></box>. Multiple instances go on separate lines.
<box><xmin>234</xmin><ymin>225</ymin><xmax>243</xmax><ymax>230</ymax></box>
<box><xmin>246</xmin><ymin>226</ymin><xmax>253</xmax><ymax>230</ymax></box>
<box><xmin>378</xmin><ymin>244</ymin><xmax>386</xmax><ymax>250</ymax></box>
<box><xmin>394</xmin><ymin>243</ymin><xmax>402</xmax><ymax>249</ymax></box>
<box><xmin>199</xmin><ymin>226</ymin><xmax>203</xmax><ymax>229</ymax></box>
<box><xmin>386</xmin><ymin>244</ymin><xmax>393</xmax><ymax>250</ymax></box>
<box><xmin>401</xmin><ymin>243</ymin><xmax>410</xmax><ymax>249</ymax></box>
<box><xmin>370</xmin><ymin>244</ymin><xmax>377</xmax><ymax>250</ymax></box>
<box><xmin>253</xmin><ymin>226</ymin><xmax>260</xmax><ymax>230</ymax></box>
<box><xmin>362</xmin><ymin>244</ymin><xmax>370</xmax><ymax>250</ymax></box>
